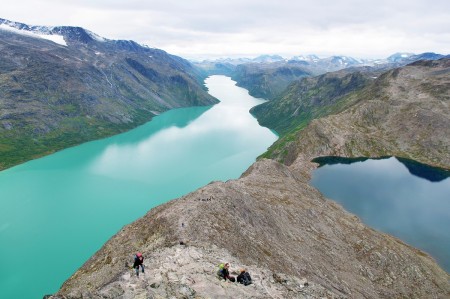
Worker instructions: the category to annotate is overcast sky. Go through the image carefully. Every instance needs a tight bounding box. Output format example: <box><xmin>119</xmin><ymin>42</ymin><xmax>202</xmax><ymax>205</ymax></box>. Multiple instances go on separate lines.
<box><xmin>2</xmin><ymin>0</ymin><xmax>450</xmax><ymax>60</ymax></box>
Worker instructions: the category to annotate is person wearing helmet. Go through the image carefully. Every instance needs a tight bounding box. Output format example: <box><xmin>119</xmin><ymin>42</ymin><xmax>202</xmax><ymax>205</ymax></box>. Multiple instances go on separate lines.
<box><xmin>133</xmin><ymin>252</ymin><xmax>144</xmax><ymax>277</ymax></box>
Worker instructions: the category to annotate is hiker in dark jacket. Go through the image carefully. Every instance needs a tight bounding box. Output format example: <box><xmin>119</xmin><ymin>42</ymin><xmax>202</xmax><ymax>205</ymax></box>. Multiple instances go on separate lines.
<box><xmin>133</xmin><ymin>252</ymin><xmax>144</xmax><ymax>276</ymax></box>
<box><xmin>237</xmin><ymin>268</ymin><xmax>252</xmax><ymax>285</ymax></box>
<box><xmin>218</xmin><ymin>263</ymin><xmax>235</xmax><ymax>282</ymax></box>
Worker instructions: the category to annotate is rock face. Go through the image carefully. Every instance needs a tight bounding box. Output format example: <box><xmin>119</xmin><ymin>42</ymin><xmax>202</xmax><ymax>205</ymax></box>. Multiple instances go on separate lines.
<box><xmin>50</xmin><ymin>158</ymin><xmax>449</xmax><ymax>298</ymax></box>
<box><xmin>0</xmin><ymin>19</ymin><xmax>217</xmax><ymax>170</ymax></box>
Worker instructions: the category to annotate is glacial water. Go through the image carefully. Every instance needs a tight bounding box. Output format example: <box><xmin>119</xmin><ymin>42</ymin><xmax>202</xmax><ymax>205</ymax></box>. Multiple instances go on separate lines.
<box><xmin>310</xmin><ymin>156</ymin><xmax>450</xmax><ymax>273</ymax></box>
<box><xmin>0</xmin><ymin>75</ymin><xmax>278</xmax><ymax>299</ymax></box>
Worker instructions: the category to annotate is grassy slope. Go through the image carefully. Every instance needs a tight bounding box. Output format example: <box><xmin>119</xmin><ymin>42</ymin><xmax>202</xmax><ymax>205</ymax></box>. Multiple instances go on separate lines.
<box><xmin>261</xmin><ymin>59</ymin><xmax>450</xmax><ymax>169</ymax></box>
<box><xmin>0</xmin><ymin>32</ymin><xmax>217</xmax><ymax>171</ymax></box>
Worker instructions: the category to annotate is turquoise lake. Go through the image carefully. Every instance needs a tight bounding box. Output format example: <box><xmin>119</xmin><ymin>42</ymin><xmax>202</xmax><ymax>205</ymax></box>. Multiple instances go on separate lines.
<box><xmin>310</xmin><ymin>157</ymin><xmax>450</xmax><ymax>273</ymax></box>
<box><xmin>0</xmin><ymin>75</ymin><xmax>278</xmax><ymax>299</ymax></box>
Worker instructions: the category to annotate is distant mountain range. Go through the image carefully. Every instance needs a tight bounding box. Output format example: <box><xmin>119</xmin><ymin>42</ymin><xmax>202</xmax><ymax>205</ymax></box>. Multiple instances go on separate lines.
<box><xmin>194</xmin><ymin>51</ymin><xmax>448</xmax><ymax>100</ymax></box>
<box><xmin>0</xmin><ymin>18</ymin><xmax>217</xmax><ymax>170</ymax></box>
<box><xmin>197</xmin><ymin>52</ymin><xmax>448</xmax><ymax>68</ymax></box>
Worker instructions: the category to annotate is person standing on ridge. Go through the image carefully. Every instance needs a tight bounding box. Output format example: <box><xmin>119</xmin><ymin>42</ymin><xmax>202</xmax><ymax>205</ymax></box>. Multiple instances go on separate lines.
<box><xmin>133</xmin><ymin>252</ymin><xmax>144</xmax><ymax>277</ymax></box>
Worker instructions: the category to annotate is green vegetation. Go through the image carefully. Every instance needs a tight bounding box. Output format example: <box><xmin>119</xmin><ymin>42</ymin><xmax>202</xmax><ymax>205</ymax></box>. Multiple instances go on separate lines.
<box><xmin>232</xmin><ymin>63</ymin><xmax>312</xmax><ymax>99</ymax></box>
<box><xmin>0</xmin><ymin>30</ymin><xmax>217</xmax><ymax>171</ymax></box>
<box><xmin>252</xmin><ymin>71</ymin><xmax>370</xmax><ymax>136</ymax></box>
<box><xmin>257</xmin><ymin>59</ymin><xmax>450</xmax><ymax>170</ymax></box>
<box><xmin>253</xmin><ymin>72</ymin><xmax>372</xmax><ymax>162</ymax></box>
<box><xmin>0</xmin><ymin>112</ymin><xmax>151</xmax><ymax>170</ymax></box>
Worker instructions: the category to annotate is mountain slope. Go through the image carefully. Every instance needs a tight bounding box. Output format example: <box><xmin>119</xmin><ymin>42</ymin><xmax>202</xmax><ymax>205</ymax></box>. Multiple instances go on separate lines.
<box><xmin>48</xmin><ymin>59</ymin><xmax>450</xmax><ymax>299</ymax></box>
<box><xmin>196</xmin><ymin>52</ymin><xmax>447</xmax><ymax>101</ymax></box>
<box><xmin>232</xmin><ymin>61</ymin><xmax>312</xmax><ymax>99</ymax></box>
<box><xmin>0</xmin><ymin>19</ymin><xmax>217</xmax><ymax>170</ymax></box>
<box><xmin>48</xmin><ymin>165</ymin><xmax>450</xmax><ymax>299</ymax></box>
<box><xmin>251</xmin><ymin>70</ymin><xmax>372</xmax><ymax>135</ymax></box>
<box><xmin>266</xmin><ymin>59</ymin><xmax>450</xmax><ymax>170</ymax></box>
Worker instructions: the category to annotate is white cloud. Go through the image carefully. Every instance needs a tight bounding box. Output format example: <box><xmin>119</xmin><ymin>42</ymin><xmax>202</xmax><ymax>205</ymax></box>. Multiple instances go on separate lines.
<box><xmin>2</xmin><ymin>0</ymin><xmax>450</xmax><ymax>59</ymax></box>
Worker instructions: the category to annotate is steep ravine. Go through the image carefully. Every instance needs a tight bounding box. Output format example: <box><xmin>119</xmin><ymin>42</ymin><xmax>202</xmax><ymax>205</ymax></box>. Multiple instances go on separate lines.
<box><xmin>49</xmin><ymin>61</ymin><xmax>450</xmax><ymax>298</ymax></box>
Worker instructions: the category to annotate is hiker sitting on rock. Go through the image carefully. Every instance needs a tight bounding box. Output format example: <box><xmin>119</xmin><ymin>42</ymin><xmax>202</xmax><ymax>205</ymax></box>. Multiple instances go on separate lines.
<box><xmin>133</xmin><ymin>252</ymin><xmax>144</xmax><ymax>277</ymax></box>
<box><xmin>217</xmin><ymin>263</ymin><xmax>235</xmax><ymax>282</ymax></box>
<box><xmin>237</xmin><ymin>268</ymin><xmax>252</xmax><ymax>286</ymax></box>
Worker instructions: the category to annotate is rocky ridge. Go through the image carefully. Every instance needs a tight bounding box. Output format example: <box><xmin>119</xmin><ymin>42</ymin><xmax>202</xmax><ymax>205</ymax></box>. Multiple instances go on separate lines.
<box><xmin>50</xmin><ymin>159</ymin><xmax>449</xmax><ymax>299</ymax></box>
<box><xmin>49</xmin><ymin>60</ymin><xmax>450</xmax><ymax>298</ymax></box>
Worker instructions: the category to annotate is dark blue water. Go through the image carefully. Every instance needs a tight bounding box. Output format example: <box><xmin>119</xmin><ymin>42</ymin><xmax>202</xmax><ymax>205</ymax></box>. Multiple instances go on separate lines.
<box><xmin>310</xmin><ymin>156</ymin><xmax>450</xmax><ymax>273</ymax></box>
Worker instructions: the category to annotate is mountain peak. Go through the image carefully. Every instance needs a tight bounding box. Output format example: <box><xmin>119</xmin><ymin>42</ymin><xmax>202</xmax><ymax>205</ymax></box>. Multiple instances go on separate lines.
<box><xmin>0</xmin><ymin>18</ymin><xmax>133</xmax><ymax>47</ymax></box>
<box><xmin>252</xmin><ymin>54</ymin><xmax>285</xmax><ymax>63</ymax></box>
<box><xmin>387</xmin><ymin>52</ymin><xmax>415</xmax><ymax>62</ymax></box>
<box><xmin>0</xmin><ymin>18</ymin><xmax>68</xmax><ymax>46</ymax></box>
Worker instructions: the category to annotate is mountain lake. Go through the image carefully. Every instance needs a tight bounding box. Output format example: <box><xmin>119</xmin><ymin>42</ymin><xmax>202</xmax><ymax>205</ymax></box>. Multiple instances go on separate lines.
<box><xmin>310</xmin><ymin>156</ymin><xmax>450</xmax><ymax>273</ymax></box>
<box><xmin>0</xmin><ymin>75</ymin><xmax>278</xmax><ymax>299</ymax></box>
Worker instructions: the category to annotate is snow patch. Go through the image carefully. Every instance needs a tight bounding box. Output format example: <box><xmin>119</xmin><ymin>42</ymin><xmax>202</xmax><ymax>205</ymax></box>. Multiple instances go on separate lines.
<box><xmin>0</xmin><ymin>23</ymin><xmax>67</xmax><ymax>46</ymax></box>
<box><xmin>86</xmin><ymin>29</ymin><xmax>106</xmax><ymax>42</ymax></box>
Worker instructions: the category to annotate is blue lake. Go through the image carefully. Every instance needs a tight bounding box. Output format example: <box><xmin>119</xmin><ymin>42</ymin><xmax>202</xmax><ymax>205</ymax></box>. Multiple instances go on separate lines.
<box><xmin>310</xmin><ymin>156</ymin><xmax>450</xmax><ymax>273</ymax></box>
<box><xmin>0</xmin><ymin>75</ymin><xmax>278</xmax><ymax>299</ymax></box>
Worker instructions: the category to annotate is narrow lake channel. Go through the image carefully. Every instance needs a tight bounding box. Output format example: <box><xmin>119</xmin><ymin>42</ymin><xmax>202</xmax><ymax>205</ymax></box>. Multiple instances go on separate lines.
<box><xmin>0</xmin><ymin>75</ymin><xmax>278</xmax><ymax>298</ymax></box>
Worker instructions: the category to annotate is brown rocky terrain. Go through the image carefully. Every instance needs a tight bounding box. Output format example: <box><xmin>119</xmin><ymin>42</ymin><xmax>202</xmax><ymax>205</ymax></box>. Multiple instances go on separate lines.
<box><xmin>49</xmin><ymin>59</ymin><xmax>450</xmax><ymax>298</ymax></box>
<box><xmin>269</xmin><ymin>59</ymin><xmax>450</xmax><ymax>170</ymax></box>
<box><xmin>49</xmin><ymin>159</ymin><xmax>449</xmax><ymax>299</ymax></box>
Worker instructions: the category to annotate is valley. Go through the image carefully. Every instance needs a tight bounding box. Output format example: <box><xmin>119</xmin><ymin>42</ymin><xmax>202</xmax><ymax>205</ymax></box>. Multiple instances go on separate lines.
<box><xmin>49</xmin><ymin>59</ymin><xmax>450</xmax><ymax>298</ymax></box>
<box><xmin>0</xmin><ymin>18</ymin><xmax>217</xmax><ymax>170</ymax></box>
<box><xmin>0</xmin><ymin>17</ymin><xmax>449</xmax><ymax>299</ymax></box>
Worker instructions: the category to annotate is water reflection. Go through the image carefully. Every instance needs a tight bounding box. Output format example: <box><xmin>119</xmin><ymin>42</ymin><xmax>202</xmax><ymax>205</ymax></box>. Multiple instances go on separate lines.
<box><xmin>312</xmin><ymin>156</ymin><xmax>450</xmax><ymax>182</ymax></box>
<box><xmin>0</xmin><ymin>75</ymin><xmax>278</xmax><ymax>298</ymax></box>
<box><xmin>90</xmin><ymin>76</ymin><xmax>277</xmax><ymax>185</ymax></box>
<box><xmin>311</xmin><ymin>156</ymin><xmax>450</xmax><ymax>272</ymax></box>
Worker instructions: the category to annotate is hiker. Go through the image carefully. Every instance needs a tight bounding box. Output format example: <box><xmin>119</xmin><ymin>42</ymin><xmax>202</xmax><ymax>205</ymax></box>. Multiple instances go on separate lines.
<box><xmin>133</xmin><ymin>252</ymin><xmax>144</xmax><ymax>277</ymax></box>
<box><xmin>217</xmin><ymin>262</ymin><xmax>235</xmax><ymax>282</ymax></box>
<box><xmin>237</xmin><ymin>268</ymin><xmax>252</xmax><ymax>286</ymax></box>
